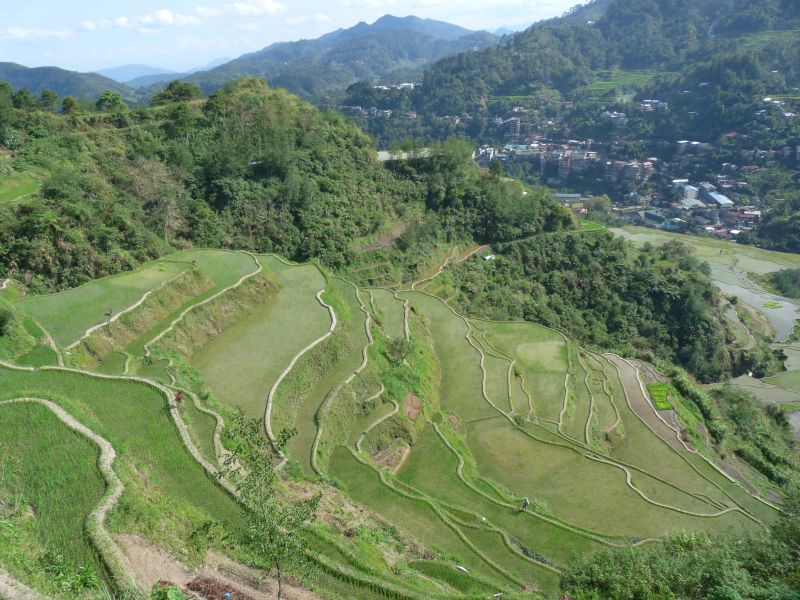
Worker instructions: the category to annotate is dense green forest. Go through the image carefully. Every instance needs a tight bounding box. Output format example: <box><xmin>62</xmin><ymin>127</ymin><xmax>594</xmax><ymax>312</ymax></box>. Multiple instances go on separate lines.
<box><xmin>413</xmin><ymin>0</ymin><xmax>800</xmax><ymax>115</ymax></box>
<box><xmin>443</xmin><ymin>233</ymin><xmax>776</xmax><ymax>382</ymax></box>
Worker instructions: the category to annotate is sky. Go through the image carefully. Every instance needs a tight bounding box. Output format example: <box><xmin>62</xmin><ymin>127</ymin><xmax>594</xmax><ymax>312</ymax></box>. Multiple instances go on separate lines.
<box><xmin>0</xmin><ymin>0</ymin><xmax>580</xmax><ymax>73</ymax></box>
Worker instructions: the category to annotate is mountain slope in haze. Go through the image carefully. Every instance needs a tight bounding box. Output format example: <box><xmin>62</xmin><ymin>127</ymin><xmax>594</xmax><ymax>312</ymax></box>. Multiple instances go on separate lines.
<box><xmin>0</xmin><ymin>62</ymin><xmax>136</xmax><ymax>101</ymax></box>
<box><xmin>415</xmin><ymin>0</ymin><xmax>800</xmax><ymax>114</ymax></box>
<box><xmin>532</xmin><ymin>0</ymin><xmax>614</xmax><ymax>27</ymax></box>
<box><xmin>95</xmin><ymin>64</ymin><xmax>176</xmax><ymax>83</ymax></box>
<box><xmin>175</xmin><ymin>14</ymin><xmax>498</xmax><ymax>98</ymax></box>
<box><xmin>124</xmin><ymin>57</ymin><xmax>233</xmax><ymax>89</ymax></box>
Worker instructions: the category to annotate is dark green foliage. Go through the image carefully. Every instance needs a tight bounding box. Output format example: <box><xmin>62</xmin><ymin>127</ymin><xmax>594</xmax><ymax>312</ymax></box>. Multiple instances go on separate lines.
<box><xmin>752</xmin><ymin>195</ymin><xmax>800</xmax><ymax>254</ymax></box>
<box><xmin>415</xmin><ymin>0</ymin><xmax>800</xmax><ymax>116</ymax></box>
<box><xmin>449</xmin><ymin>236</ymin><xmax>738</xmax><ymax>382</ymax></box>
<box><xmin>0</xmin><ymin>62</ymin><xmax>136</xmax><ymax>102</ymax></box>
<box><xmin>0</xmin><ymin>308</ymin><xmax>12</xmax><ymax>337</ymax></box>
<box><xmin>95</xmin><ymin>91</ymin><xmax>126</xmax><ymax>112</ymax></box>
<box><xmin>561</xmin><ymin>514</ymin><xmax>800</xmax><ymax>599</ymax></box>
<box><xmin>385</xmin><ymin>337</ymin><xmax>414</xmax><ymax>364</ymax></box>
<box><xmin>714</xmin><ymin>386</ymin><xmax>798</xmax><ymax>485</ymax></box>
<box><xmin>150</xmin><ymin>81</ymin><xmax>202</xmax><ymax>106</ymax></box>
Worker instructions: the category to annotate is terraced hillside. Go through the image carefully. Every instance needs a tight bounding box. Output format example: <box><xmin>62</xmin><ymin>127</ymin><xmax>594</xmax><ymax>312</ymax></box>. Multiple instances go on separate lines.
<box><xmin>0</xmin><ymin>247</ymin><xmax>785</xmax><ymax>599</ymax></box>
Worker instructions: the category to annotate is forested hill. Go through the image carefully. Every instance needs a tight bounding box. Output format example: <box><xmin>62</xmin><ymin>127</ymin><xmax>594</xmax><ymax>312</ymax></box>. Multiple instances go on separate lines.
<box><xmin>0</xmin><ymin>62</ymin><xmax>136</xmax><ymax>103</ymax></box>
<box><xmin>414</xmin><ymin>0</ymin><xmax>800</xmax><ymax>115</ymax></box>
<box><xmin>171</xmin><ymin>15</ymin><xmax>498</xmax><ymax>99</ymax></box>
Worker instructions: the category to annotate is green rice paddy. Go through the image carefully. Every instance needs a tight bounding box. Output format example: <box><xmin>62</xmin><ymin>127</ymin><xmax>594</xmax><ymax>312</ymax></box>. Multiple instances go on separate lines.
<box><xmin>1</xmin><ymin>246</ymin><xmax>784</xmax><ymax>598</ymax></box>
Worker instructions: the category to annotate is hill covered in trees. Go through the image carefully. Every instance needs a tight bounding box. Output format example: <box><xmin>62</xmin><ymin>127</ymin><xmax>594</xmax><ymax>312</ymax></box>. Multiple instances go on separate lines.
<box><xmin>414</xmin><ymin>0</ymin><xmax>800</xmax><ymax>115</ymax></box>
<box><xmin>0</xmin><ymin>62</ymin><xmax>137</xmax><ymax>103</ymax></box>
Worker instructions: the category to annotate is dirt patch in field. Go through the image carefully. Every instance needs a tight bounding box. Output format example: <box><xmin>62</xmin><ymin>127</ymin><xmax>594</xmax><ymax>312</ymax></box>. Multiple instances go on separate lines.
<box><xmin>404</xmin><ymin>394</ymin><xmax>422</xmax><ymax>422</ymax></box>
<box><xmin>373</xmin><ymin>438</ymin><xmax>411</xmax><ymax>473</ymax></box>
<box><xmin>116</xmin><ymin>534</ymin><xmax>320</xmax><ymax>600</ymax></box>
<box><xmin>359</xmin><ymin>222</ymin><xmax>410</xmax><ymax>253</ymax></box>
<box><xmin>448</xmin><ymin>415</ymin><xmax>461</xmax><ymax>431</ymax></box>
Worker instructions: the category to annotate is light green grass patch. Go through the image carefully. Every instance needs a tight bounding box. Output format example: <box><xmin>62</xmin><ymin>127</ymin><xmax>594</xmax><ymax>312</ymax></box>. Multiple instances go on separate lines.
<box><xmin>0</xmin><ymin>172</ymin><xmax>40</xmax><ymax>204</ymax></box>
<box><xmin>15</xmin><ymin>262</ymin><xmax>188</xmax><ymax>348</ymax></box>
<box><xmin>192</xmin><ymin>257</ymin><xmax>329</xmax><ymax>418</ymax></box>
<box><xmin>647</xmin><ymin>382</ymin><xmax>672</xmax><ymax>410</ymax></box>
<box><xmin>0</xmin><ymin>365</ymin><xmax>244</xmax><ymax>554</ymax></box>
<box><xmin>288</xmin><ymin>279</ymin><xmax>368</xmax><ymax>475</ymax></box>
<box><xmin>328</xmin><ymin>446</ymin><xmax>517</xmax><ymax>587</ymax></box>
<box><xmin>0</xmin><ymin>402</ymin><xmax>106</xmax><ymax>581</ymax></box>
<box><xmin>401</xmin><ymin>292</ymin><xmax>494</xmax><ymax>422</ymax></box>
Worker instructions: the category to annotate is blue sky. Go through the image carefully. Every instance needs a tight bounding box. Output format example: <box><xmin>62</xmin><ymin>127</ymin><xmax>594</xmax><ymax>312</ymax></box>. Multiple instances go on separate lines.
<box><xmin>0</xmin><ymin>0</ymin><xmax>580</xmax><ymax>73</ymax></box>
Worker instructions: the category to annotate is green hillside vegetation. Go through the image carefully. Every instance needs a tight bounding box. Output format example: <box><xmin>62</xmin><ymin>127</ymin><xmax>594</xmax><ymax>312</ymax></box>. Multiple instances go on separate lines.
<box><xmin>414</xmin><ymin>0</ymin><xmax>800</xmax><ymax>116</ymax></box>
<box><xmin>0</xmin><ymin>76</ymin><xmax>797</xmax><ymax>599</ymax></box>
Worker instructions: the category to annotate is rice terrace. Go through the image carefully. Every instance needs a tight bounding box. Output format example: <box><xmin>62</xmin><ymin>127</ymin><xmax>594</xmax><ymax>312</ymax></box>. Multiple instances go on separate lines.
<box><xmin>0</xmin><ymin>244</ymin><xmax>785</xmax><ymax>599</ymax></box>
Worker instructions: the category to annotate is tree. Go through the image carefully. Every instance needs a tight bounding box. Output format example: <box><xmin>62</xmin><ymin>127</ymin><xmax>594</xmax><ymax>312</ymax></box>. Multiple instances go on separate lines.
<box><xmin>39</xmin><ymin>90</ymin><xmax>60</xmax><ymax>112</ymax></box>
<box><xmin>151</xmin><ymin>80</ymin><xmax>203</xmax><ymax>106</ymax></box>
<box><xmin>95</xmin><ymin>90</ymin><xmax>126</xmax><ymax>112</ymax></box>
<box><xmin>61</xmin><ymin>96</ymin><xmax>80</xmax><ymax>116</ymax></box>
<box><xmin>12</xmin><ymin>88</ymin><xmax>37</xmax><ymax>110</ymax></box>
<box><xmin>222</xmin><ymin>413</ymin><xmax>320</xmax><ymax>599</ymax></box>
<box><xmin>0</xmin><ymin>308</ymin><xmax>13</xmax><ymax>337</ymax></box>
<box><xmin>386</xmin><ymin>337</ymin><xmax>414</xmax><ymax>364</ymax></box>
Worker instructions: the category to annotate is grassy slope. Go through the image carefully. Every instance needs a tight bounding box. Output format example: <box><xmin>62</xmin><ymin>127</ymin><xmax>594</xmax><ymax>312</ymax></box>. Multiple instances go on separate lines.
<box><xmin>0</xmin><ymin>366</ymin><xmax>243</xmax><ymax>535</ymax></box>
<box><xmin>0</xmin><ymin>402</ymin><xmax>106</xmax><ymax>582</ymax></box>
<box><xmin>288</xmin><ymin>278</ymin><xmax>369</xmax><ymax>475</ymax></box>
<box><xmin>0</xmin><ymin>173</ymin><xmax>40</xmax><ymax>205</ymax></box>
<box><xmin>191</xmin><ymin>255</ymin><xmax>329</xmax><ymax>418</ymax></box>
<box><xmin>14</xmin><ymin>261</ymin><xmax>189</xmax><ymax>348</ymax></box>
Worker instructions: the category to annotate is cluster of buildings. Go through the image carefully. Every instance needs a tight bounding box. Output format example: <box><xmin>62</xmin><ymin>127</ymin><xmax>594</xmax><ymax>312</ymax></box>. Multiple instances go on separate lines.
<box><xmin>337</xmin><ymin>105</ymin><xmax>396</xmax><ymax>118</ymax></box>
<box><xmin>617</xmin><ymin>178</ymin><xmax>762</xmax><ymax>237</ymax></box>
<box><xmin>371</xmin><ymin>83</ymin><xmax>415</xmax><ymax>91</ymax></box>
<box><xmin>475</xmin><ymin>141</ymin><xmax>657</xmax><ymax>185</ymax></box>
<box><xmin>639</xmin><ymin>99</ymin><xmax>669</xmax><ymax>113</ymax></box>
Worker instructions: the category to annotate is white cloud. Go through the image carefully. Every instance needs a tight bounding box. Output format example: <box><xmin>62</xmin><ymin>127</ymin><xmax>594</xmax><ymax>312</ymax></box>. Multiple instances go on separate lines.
<box><xmin>228</xmin><ymin>0</ymin><xmax>287</xmax><ymax>16</ymax></box>
<box><xmin>82</xmin><ymin>20</ymin><xmax>97</xmax><ymax>32</ymax></box>
<box><xmin>194</xmin><ymin>0</ymin><xmax>286</xmax><ymax>19</ymax></box>
<box><xmin>195</xmin><ymin>6</ymin><xmax>222</xmax><ymax>18</ymax></box>
<box><xmin>286</xmin><ymin>13</ymin><xmax>331</xmax><ymax>26</ymax></box>
<box><xmin>140</xmin><ymin>9</ymin><xmax>201</xmax><ymax>27</ymax></box>
<box><xmin>237</xmin><ymin>22</ymin><xmax>260</xmax><ymax>31</ymax></box>
<box><xmin>4</xmin><ymin>27</ymin><xmax>72</xmax><ymax>41</ymax></box>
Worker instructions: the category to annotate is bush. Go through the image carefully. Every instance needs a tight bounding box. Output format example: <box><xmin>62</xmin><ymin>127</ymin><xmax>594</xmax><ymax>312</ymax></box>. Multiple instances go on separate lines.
<box><xmin>0</xmin><ymin>307</ymin><xmax>13</xmax><ymax>337</ymax></box>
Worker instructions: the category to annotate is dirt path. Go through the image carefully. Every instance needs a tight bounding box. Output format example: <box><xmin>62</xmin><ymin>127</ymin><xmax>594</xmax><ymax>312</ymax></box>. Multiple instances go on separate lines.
<box><xmin>358</xmin><ymin>222</ymin><xmax>410</xmax><ymax>253</ymax></box>
<box><xmin>0</xmin><ymin>570</ymin><xmax>51</xmax><ymax>600</ymax></box>
<box><xmin>117</xmin><ymin>535</ymin><xmax>321</xmax><ymax>600</ymax></box>
<box><xmin>409</xmin><ymin>247</ymin><xmax>459</xmax><ymax>291</ymax></box>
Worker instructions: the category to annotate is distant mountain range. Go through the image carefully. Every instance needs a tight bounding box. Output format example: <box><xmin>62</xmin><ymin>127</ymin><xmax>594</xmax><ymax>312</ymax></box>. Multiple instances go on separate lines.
<box><xmin>168</xmin><ymin>15</ymin><xmax>499</xmax><ymax>99</ymax></box>
<box><xmin>95</xmin><ymin>64</ymin><xmax>176</xmax><ymax>84</ymax></box>
<box><xmin>121</xmin><ymin>58</ymin><xmax>232</xmax><ymax>88</ymax></box>
<box><xmin>0</xmin><ymin>62</ymin><xmax>134</xmax><ymax>101</ymax></box>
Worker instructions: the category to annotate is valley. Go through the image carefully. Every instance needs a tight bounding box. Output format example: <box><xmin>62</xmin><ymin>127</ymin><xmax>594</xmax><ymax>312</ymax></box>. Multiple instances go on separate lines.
<box><xmin>0</xmin><ymin>243</ymin><xmax>787</xmax><ymax>598</ymax></box>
